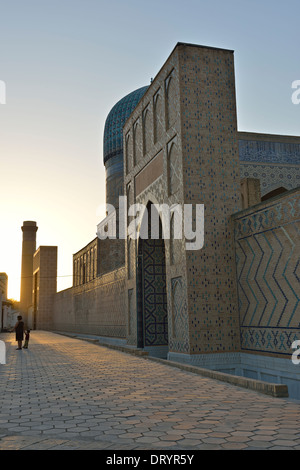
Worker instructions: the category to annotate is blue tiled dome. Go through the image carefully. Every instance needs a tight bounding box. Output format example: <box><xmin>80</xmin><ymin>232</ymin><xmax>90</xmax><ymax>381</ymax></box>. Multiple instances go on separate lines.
<box><xmin>103</xmin><ymin>86</ymin><xmax>149</xmax><ymax>165</ymax></box>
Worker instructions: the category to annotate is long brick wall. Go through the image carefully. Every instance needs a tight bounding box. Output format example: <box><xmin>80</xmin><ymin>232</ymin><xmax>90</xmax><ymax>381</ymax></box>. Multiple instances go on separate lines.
<box><xmin>232</xmin><ymin>187</ymin><xmax>300</xmax><ymax>358</ymax></box>
<box><xmin>52</xmin><ymin>267</ymin><xmax>126</xmax><ymax>338</ymax></box>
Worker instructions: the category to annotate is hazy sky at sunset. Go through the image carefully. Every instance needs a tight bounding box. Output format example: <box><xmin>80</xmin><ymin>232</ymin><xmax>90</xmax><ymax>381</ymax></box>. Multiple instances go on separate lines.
<box><xmin>0</xmin><ymin>0</ymin><xmax>299</xmax><ymax>299</ymax></box>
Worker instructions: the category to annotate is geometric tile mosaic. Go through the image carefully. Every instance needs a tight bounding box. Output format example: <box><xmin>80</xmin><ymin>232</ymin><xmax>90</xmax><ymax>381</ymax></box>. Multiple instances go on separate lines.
<box><xmin>240</xmin><ymin>163</ymin><xmax>300</xmax><ymax>197</ymax></box>
<box><xmin>169</xmin><ymin>277</ymin><xmax>189</xmax><ymax>353</ymax></box>
<box><xmin>233</xmin><ymin>189</ymin><xmax>300</xmax><ymax>356</ymax></box>
<box><xmin>140</xmin><ymin>237</ymin><xmax>168</xmax><ymax>347</ymax></box>
<box><xmin>239</xmin><ymin>139</ymin><xmax>300</xmax><ymax>165</ymax></box>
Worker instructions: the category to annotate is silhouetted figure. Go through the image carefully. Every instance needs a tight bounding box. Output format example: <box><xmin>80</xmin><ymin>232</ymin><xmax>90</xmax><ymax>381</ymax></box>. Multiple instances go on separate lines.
<box><xmin>14</xmin><ymin>315</ymin><xmax>24</xmax><ymax>350</ymax></box>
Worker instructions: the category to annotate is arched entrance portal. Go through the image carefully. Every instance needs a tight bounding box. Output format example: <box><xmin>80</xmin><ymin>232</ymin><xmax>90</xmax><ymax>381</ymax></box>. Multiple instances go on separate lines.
<box><xmin>136</xmin><ymin>203</ymin><xmax>169</xmax><ymax>358</ymax></box>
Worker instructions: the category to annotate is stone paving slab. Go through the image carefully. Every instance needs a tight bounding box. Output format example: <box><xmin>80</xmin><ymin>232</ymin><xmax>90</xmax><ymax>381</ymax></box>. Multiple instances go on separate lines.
<box><xmin>1</xmin><ymin>331</ymin><xmax>300</xmax><ymax>451</ymax></box>
<box><xmin>57</xmin><ymin>332</ymin><xmax>290</xmax><ymax>397</ymax></box>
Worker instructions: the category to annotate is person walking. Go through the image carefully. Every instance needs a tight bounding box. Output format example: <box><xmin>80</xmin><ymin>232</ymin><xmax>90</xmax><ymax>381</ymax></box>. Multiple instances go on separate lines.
<box><xmin>14</xmin><ymin>315</ymin><xmax>24</xmax><ymax>350</ymax></box>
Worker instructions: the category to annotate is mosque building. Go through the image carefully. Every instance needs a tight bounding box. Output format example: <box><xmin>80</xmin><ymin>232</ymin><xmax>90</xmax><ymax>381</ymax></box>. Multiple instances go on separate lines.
<box><xmin>21</xmin><ymin>43</ymin><xmax>300</xmax><ymax>399</ymax></box>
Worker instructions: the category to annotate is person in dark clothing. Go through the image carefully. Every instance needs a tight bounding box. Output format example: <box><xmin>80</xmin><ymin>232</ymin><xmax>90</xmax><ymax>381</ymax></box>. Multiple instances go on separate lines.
<box><xmin>14</xmin><ymin>315</ymin><xmax>24</xmax><ymax>350</ymax></box>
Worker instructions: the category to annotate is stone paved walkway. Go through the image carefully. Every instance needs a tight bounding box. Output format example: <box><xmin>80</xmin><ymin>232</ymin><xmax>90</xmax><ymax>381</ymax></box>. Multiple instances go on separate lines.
<box><xmin>1</xmin><ymin>331</ymin><xmax>300</xmax><ymax>450</ymax></box>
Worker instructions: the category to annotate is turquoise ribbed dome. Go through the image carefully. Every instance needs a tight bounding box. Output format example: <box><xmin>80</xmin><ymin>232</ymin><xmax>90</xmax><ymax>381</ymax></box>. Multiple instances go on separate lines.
<box><xmin>103</xmin><ymin>86</ymin><xmax>148</xmax><ymax>165</ymax></box>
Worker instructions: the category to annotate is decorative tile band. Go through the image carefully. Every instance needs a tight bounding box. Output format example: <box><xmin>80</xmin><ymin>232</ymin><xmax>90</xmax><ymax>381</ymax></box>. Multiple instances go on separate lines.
<box><xmin>239</xmin><ymin>140</ymin><xmax>300</xmax><ymax>165</ymax></box>
<box><xmin>240</xmin><ymin>163</ymin><xmax>300</xmax><ymax>197</ymax></box>
<box><xmin>240</xmin><ymin>327</ymin><xmax>300</xmax><ymax>356</ymax></box>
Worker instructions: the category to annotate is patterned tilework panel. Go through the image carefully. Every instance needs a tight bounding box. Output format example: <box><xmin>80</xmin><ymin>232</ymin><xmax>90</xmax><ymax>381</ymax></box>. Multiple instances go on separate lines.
<box><xmin>169</xmin><ymin>277</ymin><xmax>189</xmax><ymax>353</ymax></box>
<box><xmin>233</xmin><ymin>189</ymin><xmax>300</xmax><ymax>357</ymax></box>
<box><xmin>240</xmin><ymin>163</ymin><xmax>300</xmax><ymax>197</ymax></box>
<box><xmin>240</xmin><ymin>327</ymin><xmax>300</xmax><ymax>355</ymax></box>
<box><xmin>142</xmin><ymin>238</ymin><xmax>168</xmax><ymax>347</ymax></box>
<box><xmin>127</xmin><ymin>288</ymin><xmax>135</xmax><ymax>338</ymax></box>
<box><xmin>178</xmin><ymin>46</ymin><xmax>241</xmax><ymax>354</ymax></box>
<box><xmin>239</xmin><ymin>140</ymin><xmax>300</xmax><ymax>165</ymax></box>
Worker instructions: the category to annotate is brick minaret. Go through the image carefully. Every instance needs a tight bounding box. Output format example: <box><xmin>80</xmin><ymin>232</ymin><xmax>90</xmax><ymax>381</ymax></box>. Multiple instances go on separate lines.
<box><xmin>20</xmin><ymin>221</ymin><xmax>38</xmax><ymax>315</ymax></box>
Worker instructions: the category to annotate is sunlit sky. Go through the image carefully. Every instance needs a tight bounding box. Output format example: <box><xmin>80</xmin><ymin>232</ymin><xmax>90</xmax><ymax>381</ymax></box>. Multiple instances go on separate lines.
<box><xmin>0</xmin><ymin>0</ymin><xmax>299</xmax><ymax>300</ymax></box>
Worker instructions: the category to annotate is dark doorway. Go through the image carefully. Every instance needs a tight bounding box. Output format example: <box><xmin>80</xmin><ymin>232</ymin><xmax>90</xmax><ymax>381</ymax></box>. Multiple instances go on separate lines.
<box><xmin>136</xmin><ymin>203</ymin><xmax>168</xmax><ymax>357</ymax></box>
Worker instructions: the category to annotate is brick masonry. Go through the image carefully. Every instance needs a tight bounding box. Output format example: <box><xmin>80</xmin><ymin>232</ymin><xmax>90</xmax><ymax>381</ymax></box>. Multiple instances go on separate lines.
<box><xmin>123</xmin><ymin>43</ymin><xmax>241</xmax><ymax>356</ymax></box>
<box><xmin>32</xmin><ymin>246</ymin><xmax>57</xmax><ymax>330</ymax></box>
<box><xmin>53</xmin><ymin>267</ymin><xmax>126</xmax><ymax>338</ymax></box>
